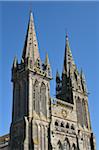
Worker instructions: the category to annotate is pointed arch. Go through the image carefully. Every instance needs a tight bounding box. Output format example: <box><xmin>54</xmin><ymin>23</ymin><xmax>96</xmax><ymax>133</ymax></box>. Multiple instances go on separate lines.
<box><xmin>14</xmin><ymin>82</ymin><xmax>20</xmax><ymax>120</ymax></box>
<box><xmin>72</xmin><ymin>143</ymin><xmax>76</xmax><ymax>150</ymax></box>
<box><xmin>82</xmin><ymin>99</ymin><xmax>88</xmax><ymax>128</ymax></box>
<box><xmin>55</xmin><ymin>120</ymin><xmax>59</xmax><ymax>126</ymax></box>
<box><xmin>61</xmin><ymin>121</ymin><xmax>64</xmax><ymax>128</ymax></box>
<box><xmin>76</xmin><ymin>97</ymin><xmax>83</xmax><ymax>127</ymax></box>
<box><xmin>33</xmin><ymin>80</ymin><xmax>40</xmax><ymax>114</ymax></box>
<box><xmin>40</xmin><ymin>82</ymin><xmax>46</xmax><ymax>117</ymax></box>
<box><xmin>57</xmin><ymin>140</ymin><xmax>63</xmax><ymax>150</ymax></box>
<box><xmin>66</xmin><ymin>122</ymin><xmax>69</xmax><ymax>128</ymax></box>
<box><xmin>22</xmin><ymin>80</ymin><xmax>27</xmax><ymax>116</ymax></box>
<box><xmin>63</xmin><ymin>138</ymin><xmax>70</xmax><ymax>150</ymax></box>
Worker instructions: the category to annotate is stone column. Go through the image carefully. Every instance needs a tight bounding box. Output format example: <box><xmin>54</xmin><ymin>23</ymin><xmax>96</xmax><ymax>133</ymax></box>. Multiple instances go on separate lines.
<box><xmin>45</xmin><ymin>126</ymin><xmax>48</xmax><ymax>150</ymax></box>
<box><xmin>28</xmin><ymin>74</ymin><xmax>33</xmax><ymax>118</ymax></box>
<box><xmin>24</xmin><ymin>117</ymin><xmax>29</xmax><ymax>150</ymax></box>
<box><xmin>38</xmin><ymin>124</ymin><xmax>41</xmax><ymax>150</ymax></box>
<box><xmin>41</xmin><ymin>125</ymin><xmax>44</xmax><ymax>150</ymax></box>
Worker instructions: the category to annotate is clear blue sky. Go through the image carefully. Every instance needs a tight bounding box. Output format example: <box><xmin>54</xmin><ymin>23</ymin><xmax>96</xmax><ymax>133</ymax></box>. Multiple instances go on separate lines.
<box><xmin>0</xmin><ymin>1</ymin><xmax>99</xmax><ymax>149</ymax></box>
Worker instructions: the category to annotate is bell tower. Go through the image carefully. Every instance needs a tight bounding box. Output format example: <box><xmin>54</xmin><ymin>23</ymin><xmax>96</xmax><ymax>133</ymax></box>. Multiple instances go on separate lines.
<box><xmin>9</xmin><ymin>12</ymin><xmax>52</xmax><ymax>150</ymax></box>
<box><xmin>54</xmin><ymin>34</ymin><xmax>96</xmax><ymax>150</ymax></box>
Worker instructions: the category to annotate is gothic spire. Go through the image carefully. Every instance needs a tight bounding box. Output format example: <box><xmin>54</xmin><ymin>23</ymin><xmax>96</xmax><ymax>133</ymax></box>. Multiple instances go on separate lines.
<box><xmin>62</xmin><ymin>34</ymin><xmax>75</xmax><ymax>76</ymax></box>
<box><xmin>80</xmin><ymin>69</ymin><xmax>87</xmax><ymax>92</ymax></box>
<box><xmin>45</xmin><ymin>53</ymin><xmax>50</xmax><ymax>66</ymax></box>
<box><xmin>22</xmin><ymin>11</ymin><xmax>40</xmax><ymax>63</ymax></box>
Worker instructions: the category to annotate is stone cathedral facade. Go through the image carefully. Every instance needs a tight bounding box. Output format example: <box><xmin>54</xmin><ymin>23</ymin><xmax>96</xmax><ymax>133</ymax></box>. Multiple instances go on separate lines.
<box><xmin>0</xmin><ymin>12</ymin><xmax>96</xmax><ymax>150</ymax></box>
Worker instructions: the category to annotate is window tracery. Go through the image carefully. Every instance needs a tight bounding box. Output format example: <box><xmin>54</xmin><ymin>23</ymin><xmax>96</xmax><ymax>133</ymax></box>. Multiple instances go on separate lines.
<box><xmin>40</xmin><ymin>82</ymin><xmax>46</xmax><ymax>117</ymax></box>
<box><xmin>33</xmin><ymin>80</ymin><xmax>40</xmax><ymax>114</ymax></box>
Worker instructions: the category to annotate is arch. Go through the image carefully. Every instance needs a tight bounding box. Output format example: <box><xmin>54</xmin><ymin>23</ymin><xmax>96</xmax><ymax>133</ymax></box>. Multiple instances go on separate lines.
<box><xmin>61</xmin><ymin>122</ymin><xmax>64</xmax><ymax>128</ymax></box>
<box><xmin>82</xmin><ymin>99</ymin><xmax>88</xmax><ymax>128</ymax></box>
<box><xmin>40</xmin><ymin>82</ymin><xmax>46</xmax><ymax>117</ymax></box>
<box><xmin>55</xmin><ymin>120</ymin><xmax>59</xmax><ymax>126</ymax></box>
<box><xmin>66</xmin><ymin>123</ymin><xmax>69</xmax><ymax>128</ymax></box>
<box><xmin>33</xmin><ymin>80</ymin><xmax>40</xmax><ymax>115</ymax></box>
<box><xmin>22</xmin><ymin>80</ymin><xmax>27</xmax><ymax>115</ymax></box>
<box><xmin>72</xmin><ymin>143</ymin><xmax>76</xmax><ymax>150</ymax></box>
<box><xmin>71</xmin><ymin>124</ymin><xmax>75</xmax><ymax>130</ymax></box>
<box><xmin>76</xmin><ymin>97</ymin><xmax>83</xmax><ymax>127</ymax></box>
<box><xmin>63</xmin><ymin>138</ymin><xmax>70</xmax><ymax>150</ymax></box>
<box><xmin>14</xmin><ymin>82</ymin><xmax>20</xmax><ymax>120</ymax></box>
<box><xmin>57</xmin><ymin>140</ymin><xmax>63</xmax><ymax>150</ymax></box>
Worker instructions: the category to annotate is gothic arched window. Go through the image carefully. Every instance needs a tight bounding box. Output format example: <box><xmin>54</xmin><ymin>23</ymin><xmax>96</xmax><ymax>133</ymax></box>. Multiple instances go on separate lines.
<box><xmin>15</xmin><ymin>82</ymin><xmax>20</xmax><ymax>120</ymax></box>
<box><xmin>61</xmin><ymin>122</ymin><xmax>64</xmax><ymax>128</ymax></box>
<box><xmin>22</xmin><ymin>80</ymin><xmax>27</xmax><ymax>116</ymax></box>
<box><xmin>63</xmin><ymin>138</ymin><xmax>70</xmax><ymax>150</ymax></box>
<box><xmin>57</xmin><ymin>140</ymin><xmax>63</xmax><ymax>150</ymax></box>
<box><xmin>82</xmin><ymin>99</ymin><xmax>88</xmax><ymax>128</ymax></box>
<box><xmin>76</xmin><ymin>97</ymin><xmax>83</xmax><ymax>127</ymax></box>
<box><xmin>72</xmin><ymin>144</ymin><xmax>76</xmax><ymax>150</ymax></box>
<box><xmin>40</xmin><ymin>82</ymin><xmax>46</xmax><ymax>117</ymax></box>
<box><xmin>34</xmin><ymin>80</ymin><xmax>40</xmax><ymax>115</ymax></box>
<box><xmin>66</xmin><ymin>123</ymin><xmax>69</xmax><ymax>128</ymax></box>
<box><xmin>55</xmin><ymin>121</ymin><xmax>59</xmax><ymax>126</ymax></box>
<box><xmin>71</xmin><ymin>124</ymin><xmax>75</xmax><ymax>130</ymax></box>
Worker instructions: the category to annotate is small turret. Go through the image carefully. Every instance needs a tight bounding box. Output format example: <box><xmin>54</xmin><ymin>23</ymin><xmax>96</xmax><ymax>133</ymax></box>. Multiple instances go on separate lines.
<box><xmin>56</xmin><ymin>70</ymin><xmax>61</xmax><ymax>98</ymax></box>
<box><xmin>45</xmin><ymin>53</ymin><xmax>50</xmax><ymax>66</ymax></box>
<box><xmin>80</xmin><ymin>69</ymin><xmax>87</xmax><ymax>93</ymax></box>
<box><xmin>43</xmin><ymin>53</ymin><xmax>52</xmax><ymax>78</ymax></box>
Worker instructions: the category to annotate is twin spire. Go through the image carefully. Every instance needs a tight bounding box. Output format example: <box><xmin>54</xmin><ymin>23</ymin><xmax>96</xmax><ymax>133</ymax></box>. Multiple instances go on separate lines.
<box><xmin>22</xmin><ymin>12</ymin><xmax>40</xmax><ymax>62</ymax></box>
<box><xmin>12</xmin><ymin>11</ymin><xmax>51</xmax><ymax>79</ymax></box>
<box><xmin>62</xmin><ymin>34</ymin><xmax>75</xmax><ymax>76</ymax></box>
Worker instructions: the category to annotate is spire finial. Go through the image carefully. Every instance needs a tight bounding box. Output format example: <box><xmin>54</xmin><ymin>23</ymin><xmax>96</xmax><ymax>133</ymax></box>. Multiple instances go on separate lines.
<box><xmin>65</xmin><ymin>28</ymin><xmax>68</xmax><ymax>41</ymax></box>
<box><xmin>45</xmin><ymin>53</ymin><xmax>50</xmax><ymax>66</ymax></box>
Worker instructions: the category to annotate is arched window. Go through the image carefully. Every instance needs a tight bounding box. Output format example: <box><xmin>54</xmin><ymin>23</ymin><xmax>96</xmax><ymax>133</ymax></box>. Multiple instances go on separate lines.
<box><xmin>55</xmin><ymin>121</ymin><xmax>58</xmax><ymax>126</ymax></box>
<box><xmin>57</xmin><ymin>140</ymin><xmax>63</xmax><ymax>150</ymax></box>
<box><xmin>82</xmin><ymin>99</ymin><xmax>88</xmax><ymax>128</ymax></box>
<box><xmin>40</xmin><ymin>82</ymin><xmax>46</xmax><ymax>117</ymax></box>
<box><xmin>14</xmin><ymin>82</ymin><xmax>20</xmax><ymax>120</ymax></box>
<box><xmin>63</xmin><ymin>138</ymin><xmax>70</xmax><ymax>150</ymax></box>
<box><xmin>61</xmin><ymin>122</ymin><xmax>64</xmax><ymax>128</ymax></box>
<box><xmin>66</xmin><ymin>123</ymin><xmax>69</xmax><ymax>128</ymax></box>
<box><xmin>34</xmin><ymin>80</ymin><xmax>40</xmax><ymax>115</ymax></box>
<box><xmin>71</xmin><ymin>124</ymin><xmax>75</xmax><ymax>130</ymax></box>
<box><xmin>72</xmin><ymin>144</ymin><xmax>76</xmax><ymax>150</ymax></box>
<box><xmin>22</xmin><ymin>80</ymin><xmax>27</xmax><ymax>116</ymax></box>
<box><xmin>76</xmin><ymin>97</ymin><xmax>83</xmax><ymax>127</ymax></box>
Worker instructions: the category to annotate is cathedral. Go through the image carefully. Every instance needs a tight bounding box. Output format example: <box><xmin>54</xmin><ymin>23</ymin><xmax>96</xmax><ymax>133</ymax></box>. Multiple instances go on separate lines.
<box><xmin>0</xmin><ymin>12</ymin><xmax>96</xmax><ymax>150</ymax></box>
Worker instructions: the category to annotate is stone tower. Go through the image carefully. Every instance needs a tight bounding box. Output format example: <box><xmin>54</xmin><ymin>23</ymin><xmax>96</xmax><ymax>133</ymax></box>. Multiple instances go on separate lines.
<box><xmin>50</xmin><ymin>35</ymin><xmax>96</xmax><ymax>150</ymax></box>
<box><xmin>9</xmin><ymin>12</ymin><xmax>52</xmax><ymax>150</ymax></box>
<box><xmin>8</xmin><ymin>12</ymin><xmax>96</xmax><ymax>150</ymax></box>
